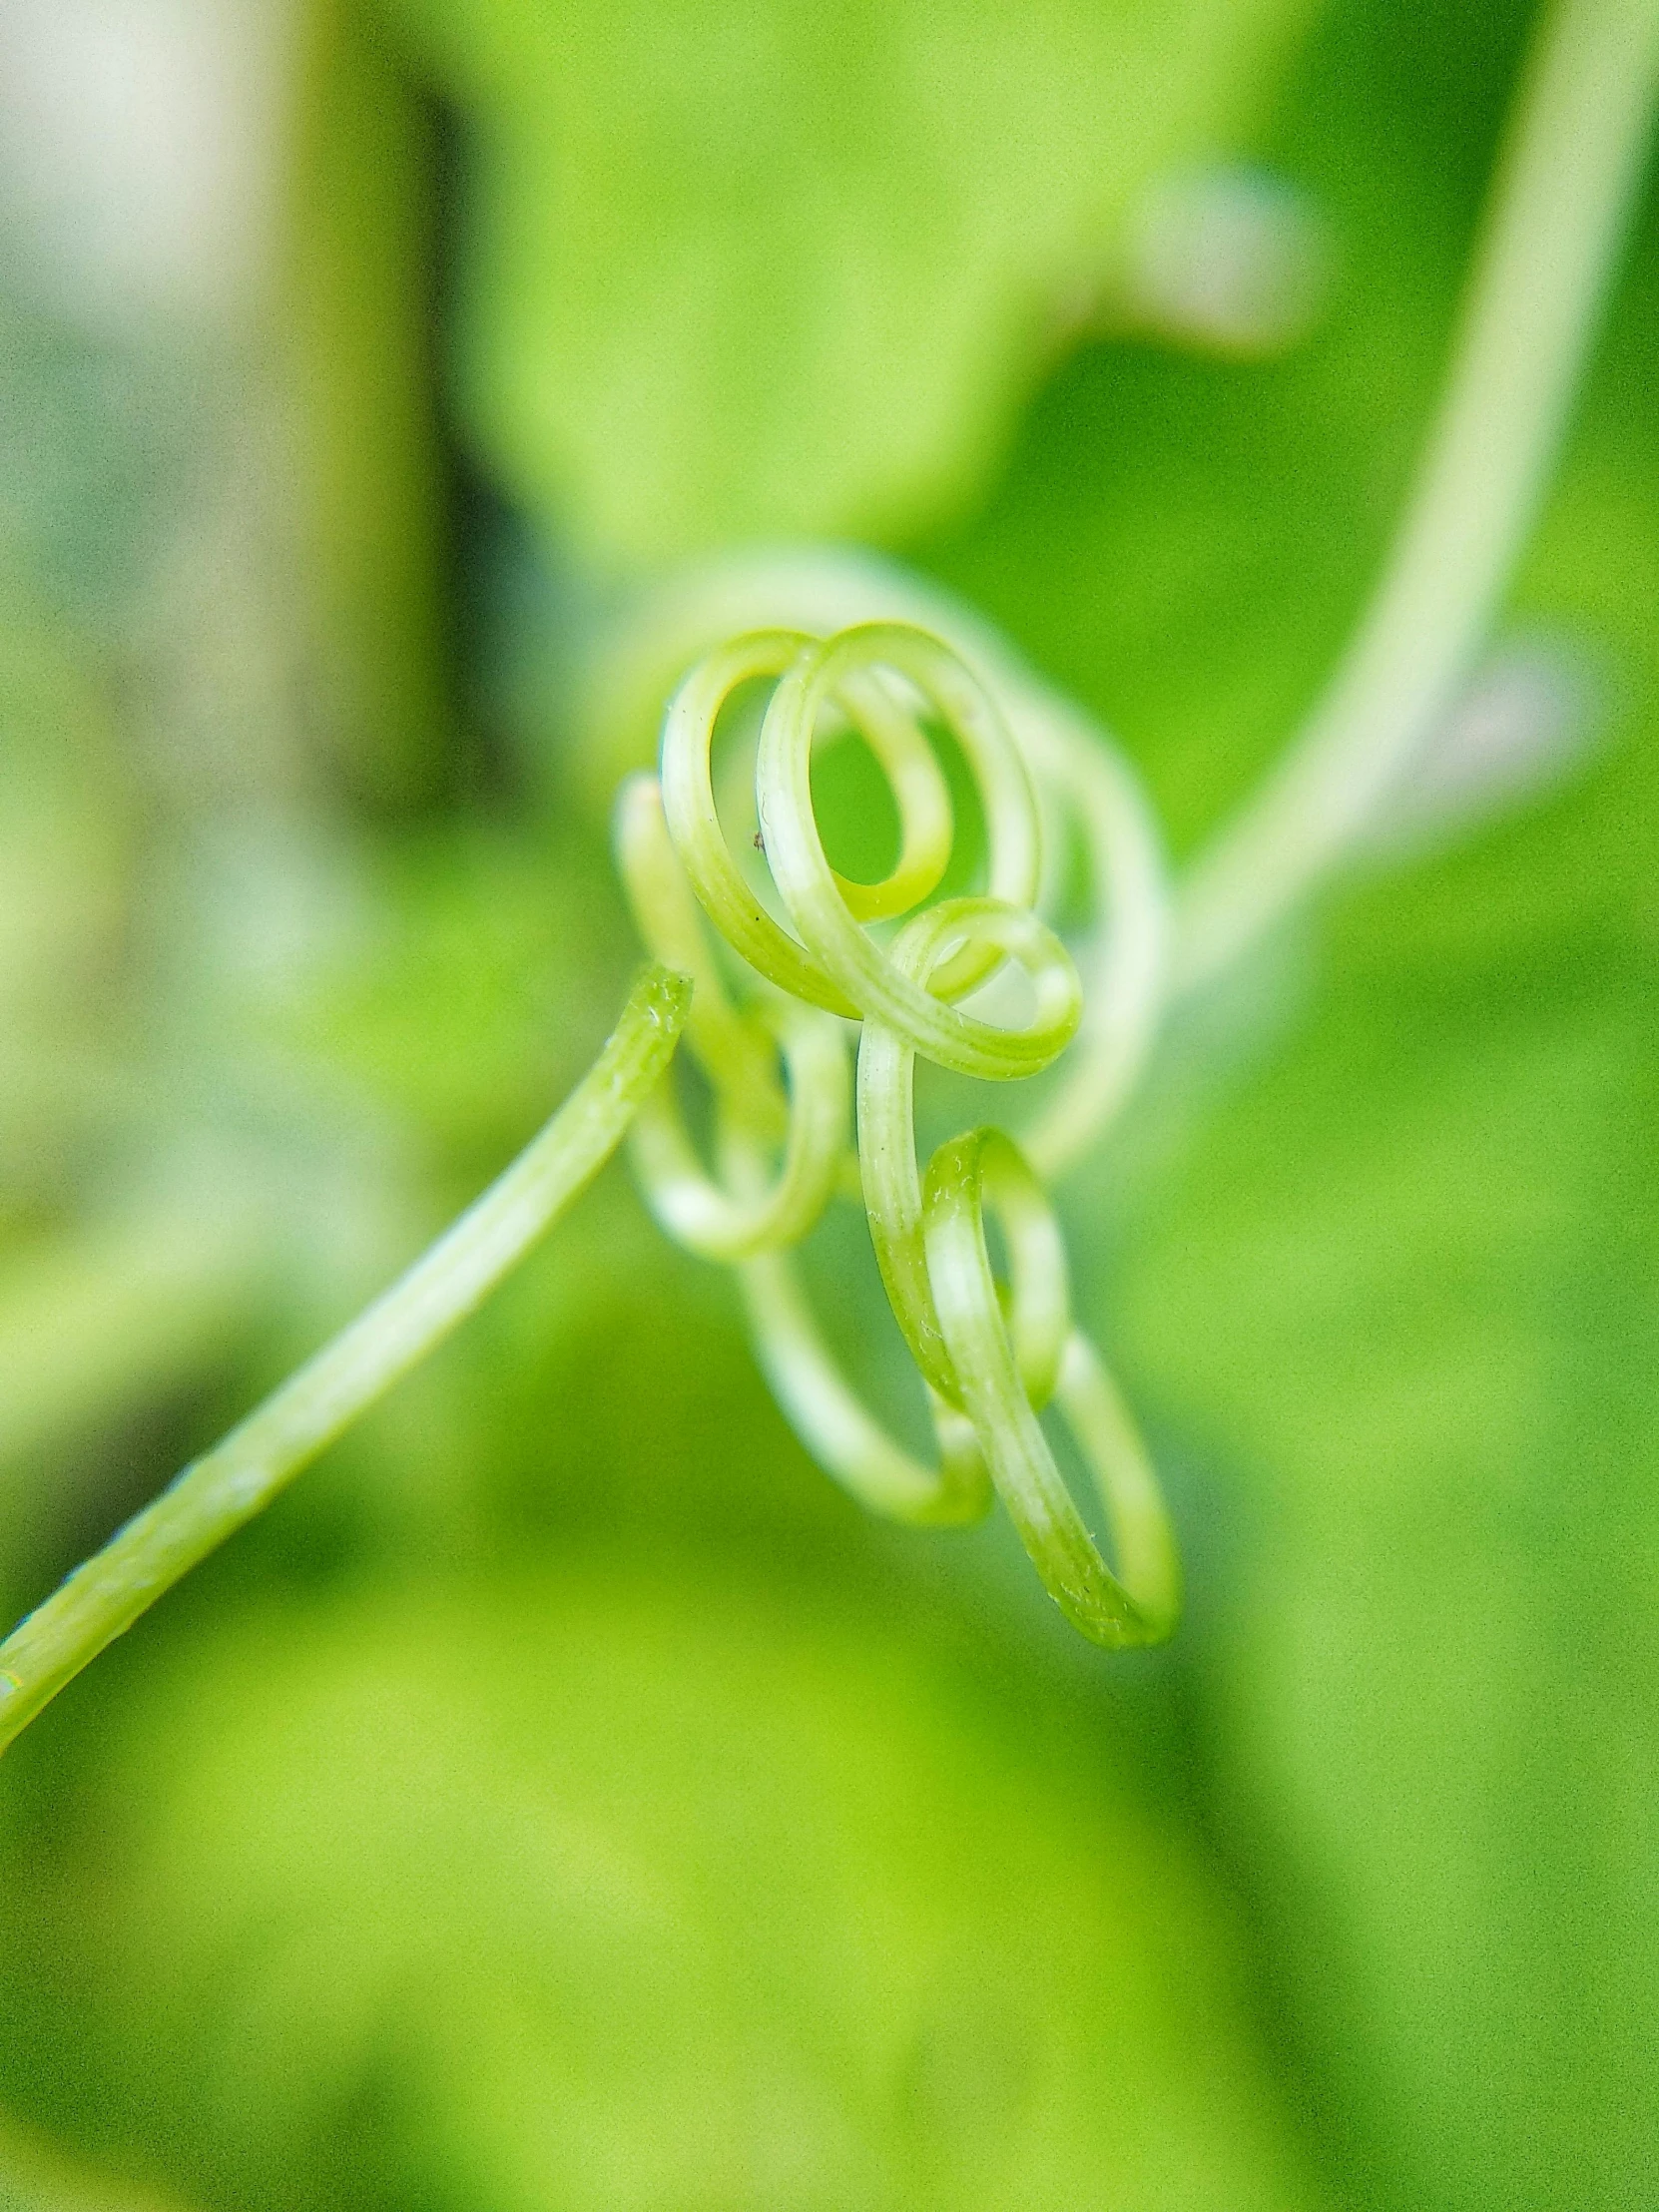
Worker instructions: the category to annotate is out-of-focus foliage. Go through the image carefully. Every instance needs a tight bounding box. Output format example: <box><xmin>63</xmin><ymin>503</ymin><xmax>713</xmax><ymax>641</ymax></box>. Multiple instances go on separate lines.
<box><xmin>379</xmin><ymin>0</ymin><xmax>1320</xmax><ymax>563</ymax></box>
<box><xmin>2</xmin><ymin>1</ymin><xmax>1657</xmax><ymax>2209</ymax></box>
<box><xmin>0</xmin><ymin>584</ymin><xmax>126</xmax><ymax>1217</ymax></box>
<box><xmin>1113</xmin><ymin>386</ymin><xmax>1659</xmax><ymax>2206</ymax></box>
<box><xmin>912</xmin><ymin>3</ymin><xmax>1659</xmax><ymax>2204</ymax></box>
<box><xmin>4</xmin><ymin>1573</ymin><xmax>1321</xmax><ymax>2212</ymax></box>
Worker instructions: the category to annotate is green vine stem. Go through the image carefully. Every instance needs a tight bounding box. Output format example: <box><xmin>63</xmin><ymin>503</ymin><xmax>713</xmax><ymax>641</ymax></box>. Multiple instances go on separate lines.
<box><xmin>2</xmin><ymin>0</ymin><xmax>1656</xmax><ymax>1753</ymax></box>
<box><xmin>0</xmin><ymin>967</ymin><xmax>690</xmax><ymax>1753</ymax></box>
<box><xmin>1175</xmin><ymin>0</ymin><xmax>1659</xmax><ymax>989</ymax></box>
<box><xmin>617</xmin><ymin>619</ymin><xmax>1177</xmax><ymax>1632</ymax></box>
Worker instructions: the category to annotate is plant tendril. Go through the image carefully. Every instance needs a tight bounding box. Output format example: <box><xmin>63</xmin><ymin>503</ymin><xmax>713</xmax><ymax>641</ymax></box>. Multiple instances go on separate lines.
<box><xmin>620</xmin><ymin>620</ymin><xmax>1180</xmax><ymax>1642</ymax></box>
<box><xmin>1</xmin><ymin>0</ymin><xmax>1653</xmax><ymax>1752</ymax></box>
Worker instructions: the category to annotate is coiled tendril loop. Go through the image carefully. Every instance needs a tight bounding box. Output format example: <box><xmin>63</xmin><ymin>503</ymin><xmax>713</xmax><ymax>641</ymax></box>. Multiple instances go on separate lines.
<box><xmin>621</xmin><ymin>620</ymin><xmax>1179</xmax><ymax>1645</ymax></box>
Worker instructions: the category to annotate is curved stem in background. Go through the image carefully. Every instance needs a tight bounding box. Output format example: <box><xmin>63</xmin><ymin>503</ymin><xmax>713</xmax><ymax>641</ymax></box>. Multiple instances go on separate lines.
<box><xmin>1175</xmin><ymin>0</ymin><xmax>1659</xmax><ymax>991</ymax></box>
<box><xmin>923</xmin><ymin>1130</ymin><xmax>1180</xmax><ymax>1647</ymax></box>
<box><xmin>0</xmin><ymin>964</ymin><xmax>691</xmax><ymax>1755</ymax></box>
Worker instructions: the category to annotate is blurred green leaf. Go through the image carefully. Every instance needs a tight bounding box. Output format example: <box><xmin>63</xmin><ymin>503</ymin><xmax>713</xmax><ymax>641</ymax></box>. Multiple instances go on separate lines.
<box><xmin>1117</xmin><ymin>808</ymin><xmax>1659</xmax><ymax>2212</ymax></box>
<box><xmin>1108</xmin><ymin>353</ymin><xmax>1659</xmax><ymax>2209</ymax></box>
<box><xmin>6</xmin><ymin>1570</ymin><xmax>1324</xmax><ymax>2212</ymax></box>
<box><xmin>0</xmin><ymin>580</ymin><xmax>129</xmax><ymax>1217</ymax></box>
<box><xmin>6</xmin><ymin>6</ymin><xmax>1656</xmax><ymax>2209</ymax></box>
<box><xmin>0</xmin><ymin>2109</ymin><xmax>190</xmax><ymax>2212</ymax></box>
<box><xmin>378</xmin><ymin>0</ymin><xmax>1319</xmax><ymax>564</ymax></box>
<box><xmin>905</xmin><ymin>2</ymin><xmax>1659</xmax><ymax>2205</ymax></box>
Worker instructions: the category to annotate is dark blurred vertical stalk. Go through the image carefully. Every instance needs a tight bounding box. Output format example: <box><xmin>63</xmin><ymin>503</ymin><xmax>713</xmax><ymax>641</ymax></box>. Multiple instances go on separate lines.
<box><xmin>284</xmin><ymin>0</ymin><xmax>449</xmax><ymax>812</ymax></box>
<box><xmin>0</xmin><ymin>1</ymin><xmax>461</xmax><ymax>1534</ymax></box>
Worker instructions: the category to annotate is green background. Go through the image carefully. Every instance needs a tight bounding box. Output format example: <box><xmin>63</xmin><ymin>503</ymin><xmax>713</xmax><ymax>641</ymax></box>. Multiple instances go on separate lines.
<box><xmin>1</xmin><ymin>1</ymin><xmax>1654</xmax><ymax>2206</ymax></box>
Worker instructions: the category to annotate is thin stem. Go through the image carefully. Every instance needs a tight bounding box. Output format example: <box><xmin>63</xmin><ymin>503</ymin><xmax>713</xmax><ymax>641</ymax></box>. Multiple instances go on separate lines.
<box><xmin>0</xmin><ymin>964</ymin><xmax>691</xmax><ymax>1754</ymax></box>
<box><xmin>1175</xmin><ymin>0</ymin><xmax>1659</xmax><ymax>990</ymax></box>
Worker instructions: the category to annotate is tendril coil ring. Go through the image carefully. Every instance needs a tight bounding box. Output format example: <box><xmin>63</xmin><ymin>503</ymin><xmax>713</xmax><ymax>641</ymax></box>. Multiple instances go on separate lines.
<box><xmin>617</xmin><ymin>621</ymin><xmax>1181</xmax><ymax>1647</ymax></box>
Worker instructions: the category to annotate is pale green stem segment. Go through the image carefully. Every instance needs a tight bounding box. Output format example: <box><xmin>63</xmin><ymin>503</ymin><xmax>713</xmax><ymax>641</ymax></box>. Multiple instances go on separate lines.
<box><xmin>1176</xmin><ymin>0</ymin><xmax>1659</xmax><ymax>988</ymax></box>
<box><xmin>0</xmin><ymin>965</ymin><xmax>691</xmax><ymax>1754</ymax></box>
<box><xmin>735</xmin><ymin>1243</ymin><xmax>990</xmax><ymax>1527</ymax></box>
<box><xmin>614</xmin><ymin>771</ymin><xmax>787</xmax><ymax>1125</ymax></box>
<box><xmin>1012</xmin><ymin>697</ymin><xmax>1168</xmax><ymax>1181</ymax></box>
<box><xmin>615</xmin><ymin>773</ymin><xmax>851</xmax><ymax>1261</ymax></box>
<box><xmin>858</xmin><ymin>896</ymin><xmax>1078</xmax><ymax>1402</ymax></box>
<box><xmin>758</xmin><ymin>626</ymin><xmax>1056</xmax><ymax>1063</ymax></box>
<box><xmin>924</xmin><ymin>1130</ymin><xmax>1180</xmax><ymax>1647</ymax></box>
<box><xmin>661</xmin><ymin>629</ymin><xmax>862</xmax><ymax>1019</ymax></box>
<box><xmin>629</xmin><ymin>1000</ymin><xmax>848</xmax><ymax>1264</ymax></box>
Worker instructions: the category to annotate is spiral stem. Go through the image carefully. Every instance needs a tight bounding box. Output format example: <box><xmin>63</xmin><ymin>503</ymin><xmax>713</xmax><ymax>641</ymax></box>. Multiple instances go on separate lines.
<box><xmin>620</xmin><ymin>621</ymin><xmax>1180</xmax><ymax>1641</ymax></box>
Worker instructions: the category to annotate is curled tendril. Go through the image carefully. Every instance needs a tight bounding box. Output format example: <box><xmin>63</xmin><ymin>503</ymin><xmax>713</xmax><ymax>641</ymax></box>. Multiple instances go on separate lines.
<box><xmin>618</xmin><ymin>620</ymin><xmax>1180</xmax><ymax>1646</ymax></box>
<box><xmin>6</xmin><ymin>0</ymin><xmax>1644</xmax><ymax>1748</ymax></box>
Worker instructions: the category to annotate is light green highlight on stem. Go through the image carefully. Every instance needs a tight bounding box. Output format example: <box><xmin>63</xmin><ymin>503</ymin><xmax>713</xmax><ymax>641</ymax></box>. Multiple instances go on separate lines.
<box><xmin>858</xmin><ymin>895</ymin><xmax>1079</xmax><ymax>1402</ymax></box>
<box><xmin>0</xmin><ymin>965</ymin><xmax>691</xmax><ymax>1754</ymax></box>
<box><xmin>758</xmin><ymin>625</ymin><xmax>1059</xmax><ymax>1068</ymax></box>
<box><xmin>629</xmin><ymin>999</ymin><xmax>849</xmax><ymax>1263</ymax></box>
<box><xmin>1176</xmin><ymin>0</ymin><xmax>1659</xmax><ymax>988</ymax></box>
<box><xmin>618</xmin><ymin>615</ymin><xmax>1175</xmax><ymax>1638</ymax></box>
<box><xmin>736</xmin><ymin>1242</ymin><xmax>992</xmax><ymax>1528</ymax></box>
<box><xmin>924</xmin><ymin>1130</ymin><xmax>1180</xmax><ymax>1647</ymax></box>
<box><xmin>1012</xmin><ymin>694</ymin><xmax>1169</xmax><ymax>1181</ymax></box>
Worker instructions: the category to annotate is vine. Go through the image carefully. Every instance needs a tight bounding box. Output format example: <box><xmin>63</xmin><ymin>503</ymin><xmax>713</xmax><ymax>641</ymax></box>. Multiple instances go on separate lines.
<box><xmin>2</xmin><ymin>0</ymin><xmax>1654</xmax><ymax>1753</ymax></box>
<box><xmin>616</xmin><ymin>621</ymin><xmax>1180</xmax><ymax>1643</ymax></box>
